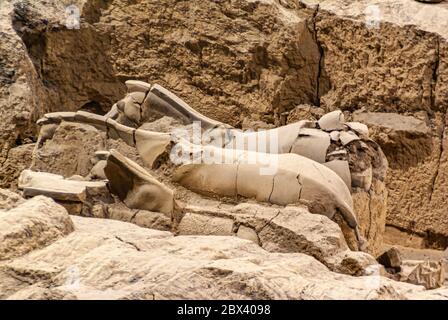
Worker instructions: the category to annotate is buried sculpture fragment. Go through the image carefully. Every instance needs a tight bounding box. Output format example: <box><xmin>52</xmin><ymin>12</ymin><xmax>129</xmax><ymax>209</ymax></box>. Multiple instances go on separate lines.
<box><xmin>32</xmin><ymin>80</ymin><xmax>389</xmax><ymax>251</ymax></box>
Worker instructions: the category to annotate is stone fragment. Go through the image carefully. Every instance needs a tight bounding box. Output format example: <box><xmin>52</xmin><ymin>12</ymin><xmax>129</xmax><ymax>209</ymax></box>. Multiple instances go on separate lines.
<box><xmin>400</xmin><ymin>260</ymin><xmax>445</xmax><ymax>289</ymax></box>
<box><xmin>132</xmin><ymin>210</ymin><xmax>172</xmax><ymax>231</ymax></box>
<box><xmin>101</xmin><ymin>202</ymin><xmax>171</xmax><ymax>231</ymax></box>
<box><xmin>88</xmin><ymin>160</ymin><xmax>107</xmax><ymax>180</ymax></box>
<box><xmin>340</xmin><ymin>131</ymin><xmax>360</xmax><ymax>145</ymax></box>
<box><xmin>346</xmin><ymin>122</ymin><xmax>369</xmax><ymax>136</ymax></box>
<box><xmin>0</xmin><ymin>196</ymin><xmax>74</xmax><ymax>261</ymax></box>
<box><xmin>36</xmin><ymin>125</ymin><xmax>58</xmax><ymax>148</ymax></box>
<box><xmin>318</xmin><ymin>110</ymin><xmax>345</xmax><ymax>131</ymax></box>
<box><xmin>18</xmin><ymin>170</ymin><xmax>108</xmax><ymax>203</ymax></box>
<box><xmin>330</xmin><ymin>131</ymin><xmax>340</xmax><ymax>141</ymax></box>
<box><xmin>0</xmin><ymin>189</ymin><xmax>25</xmax><ymax>211</ymax></box>
<box><xmin>177</xmin><ymin>213</ymin><xmax>234</xmax><ymax>236</ymax></box>
<box><xmin>377</xmin><ymin>247</ymin><xmax>402</xmax><ymax>271</ymax></box>
<box><xmin>105</xmin><ymin>201</ymin><xmax>137</xmax><ymax>222</ymax></box>
<box><xmin>236</xmin><ymin>225</ymin><xmax>260</xmax><ymax>245</ymax></box>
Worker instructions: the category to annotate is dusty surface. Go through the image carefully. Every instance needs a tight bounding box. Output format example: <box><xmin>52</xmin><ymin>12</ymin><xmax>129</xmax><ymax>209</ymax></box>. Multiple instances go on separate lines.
<box><xmin>1</xmin><ymin>1</ymin><xmax>447</xmax><ymax>242</ymax></box>
<box><xmin>0</xmin><ymin>196</ymin><xmax>74</xmax><ymax>260</ymax></box>
<box><xmin>0</xmin><ymin>203</ymin><xmax>445</xmax><ymax>300</ymax></box>
<box><xmin>307</xmin><ymin>0</ymin><xmax>448</xmax><ymax>113</ymax></box>
<box><xmin>0</xmin><ymin>0</ymin><xmax>448</xmax><ymax>300</ymax></box>
<box><xmin>175</xmin><ymin>203</ymin><xmax>377</xmax><ymax>276</ymax></box>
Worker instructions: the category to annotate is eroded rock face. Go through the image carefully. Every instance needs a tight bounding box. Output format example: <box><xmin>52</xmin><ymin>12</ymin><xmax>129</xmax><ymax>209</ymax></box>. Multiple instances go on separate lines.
<box><xmin>0</xmin><ymin>143</ymin><xmax>34</xmax><ymax>190</ymax></box>
<box><xmin>311</xmin><ymin>0</ymin><xmax>447</xmax><ymax>114</ymax></box>
<box><xmin>97</xmin><ymin>0</ymin><xmax>321</xmax><ymax>126</ymax></box>
<box><xmin>353</xmin><ymin>113</ymin><xmax>432</xmax><ymax>169</ymax></box>
<box><xmin>0</xmin><ymin>0</ymin><xmax>124</xmax><ymax>189</ymax></box>
<box><xmin>299</xmin><ymin>0</ymin><xmax>448</xmax><ymax>248</ymax></box>
<box><xmin>0</xmin><ymin>1</ymin><xmax>43</xmax><ymax>188</ymax></box>
<box><xmin>0</xmin><ymin>188</ymin><xmax>25</xmax><ymax>210</ymax></box>
<box><xmin>354</xmin><ymin>111</ymin><xmax>448</xmax><ymax>249</ymax></box>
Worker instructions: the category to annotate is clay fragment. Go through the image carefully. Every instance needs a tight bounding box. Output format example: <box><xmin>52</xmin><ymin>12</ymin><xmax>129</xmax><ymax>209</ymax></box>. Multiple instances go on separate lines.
<box><xmin>104</xmin><ymin>150</ymin><xmax>175</xmax><ymax>215</ymax></box>
<box><xmin>125</xmin><ymin>80</ymin><xmax>152</xmax><ymax>93</ymax></box>
<box><xmin>75</xmin><ymin>111</ymin><xmax>107</xmax><ymax>130</ymax></box>
<box><xmin>340</xmin><ymin>131</ymin><xmax>361</xmax><ymax>145</ymax></box>
<box><xmin>330</xmin><ymin>131</ymin><xmax>340</xmax><ymax>141</ymax></box>
<box><xmin>18</xmin><ymin>170</ymin><xmax>108</xmax><ymax>203</ymax></box>
<box><xmin>318</xmin><ymin>110</ymin><xmax>345</xmax><ymax>131</ymax></box>
<box><xmin>324</xmin><ymin>160</ymin><xmax>351</xmax><ymax>189</ymax></box>
<box><xmin>346</xmin><ymin>122</ymin><xmax>369</xmax><ymax>136</ymax></box>
<box><xmin>290</xmin><ymin>128</ymin><xmax>331</xmax><ymax>163</ymax></box>
<box><xmin>106</xmin><ymin>118</ymin><xmax>136</xmax><ymax>146</ymax></box>
<box><xmin>134</xmin><ymin>130</ymin><xmax>172</xmax><ymax>168</ymax></box>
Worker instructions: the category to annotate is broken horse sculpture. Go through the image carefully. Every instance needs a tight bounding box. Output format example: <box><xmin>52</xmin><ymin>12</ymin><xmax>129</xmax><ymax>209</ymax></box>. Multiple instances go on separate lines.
<box><xmin>26</xmin><ymin>80</ymin><xmax>388</xmax><ymax>252</ymax></box>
